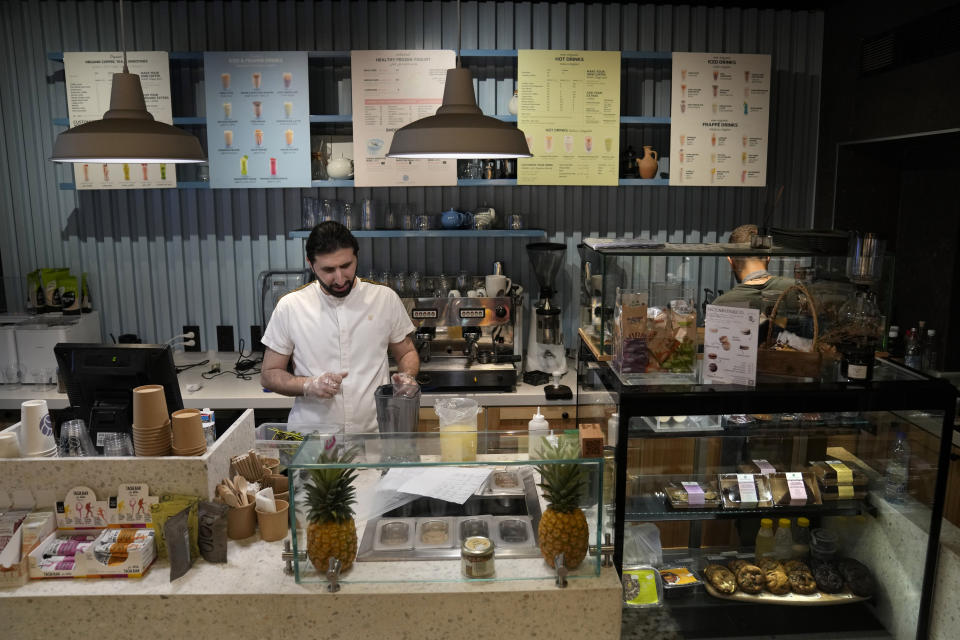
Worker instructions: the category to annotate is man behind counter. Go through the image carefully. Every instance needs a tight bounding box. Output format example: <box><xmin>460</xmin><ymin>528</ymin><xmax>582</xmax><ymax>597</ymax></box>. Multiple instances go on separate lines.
<box><xmin>712</xmin><ymin>224</ymin><xmax>793</xmax><ymax>309</ymax></box>
<box><xmin>260</xmin><ymin>221</ymin><xmax>419</xmax><ymax>432</ymax></box>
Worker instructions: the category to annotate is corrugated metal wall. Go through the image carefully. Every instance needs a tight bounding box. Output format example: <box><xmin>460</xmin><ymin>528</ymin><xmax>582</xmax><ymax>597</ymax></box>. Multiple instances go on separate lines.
<box><xmin>0</xmin><ymin>0</ymin><xmax>824</xmax><ymax>347</ymax></box>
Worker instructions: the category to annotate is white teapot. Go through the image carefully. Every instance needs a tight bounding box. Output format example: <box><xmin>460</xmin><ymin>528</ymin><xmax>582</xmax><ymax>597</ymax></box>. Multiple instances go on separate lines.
<box><xmin>326</xmin><ymin>157</ymin><xmax>353</xmax><ymax>180</ymax></box>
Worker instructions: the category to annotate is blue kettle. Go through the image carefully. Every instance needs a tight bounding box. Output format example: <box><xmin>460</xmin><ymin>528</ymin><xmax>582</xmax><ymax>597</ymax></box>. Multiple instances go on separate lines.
<box><xmin>440</xmin><ymin>208</ymin><xmax>472</xmax><ymax>229</ymax></box>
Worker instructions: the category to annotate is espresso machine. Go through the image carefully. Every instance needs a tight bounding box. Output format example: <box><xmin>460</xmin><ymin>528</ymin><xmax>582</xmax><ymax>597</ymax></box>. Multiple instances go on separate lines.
<box><xmin>403</xmin><ymin>294</ymin><xmax>521</xmax><ymax>391</ymax></box>
<box><xmin>525</xmin><ymin>243</ymin><xmax>567</xmax><ymax>375</ymax></box>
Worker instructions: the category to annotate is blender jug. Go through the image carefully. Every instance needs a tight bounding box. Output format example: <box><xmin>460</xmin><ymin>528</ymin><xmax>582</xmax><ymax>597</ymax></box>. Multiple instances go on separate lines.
<box><xmin>434</xmin><ymin>397</ymin><xmax>481</xmax><ymax>462</ymax></box>
<box><xmin>375</xmin><ymin>384</ymin><xmax>420</xmax><ymax>461</ymax></box>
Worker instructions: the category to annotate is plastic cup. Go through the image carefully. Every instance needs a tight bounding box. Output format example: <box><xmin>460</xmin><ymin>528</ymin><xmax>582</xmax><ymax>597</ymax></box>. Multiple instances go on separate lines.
<box><xmin>20</xmin><ymin>399</ymin><xmax>56</xmax><ymax>456</ymax></box>
<box><xmin>257</xmin><ymin>499</ymin><xmax>290</xmax><ymax>542</ymax></box>
<box><xmin>132</xmin><ymin>385</ymin><xmax>169</xmax><ymax>427</ymax></box>
<box><xmin>58</xmin><ymin>419</ymin><xmax>96</xmax><ymax>457</ymax></box>
<box><xmin>102</xmin><ymin>432</ymin><xmax>134</xmax><ymax>456</ymax></box>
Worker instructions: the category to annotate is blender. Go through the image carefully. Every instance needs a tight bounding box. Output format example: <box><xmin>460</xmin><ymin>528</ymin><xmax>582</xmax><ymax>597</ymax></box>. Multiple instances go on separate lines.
<box><xmin>525</xmin><ymin>243</ymin><xmax>568</xmax><ymax>377</ymax></box>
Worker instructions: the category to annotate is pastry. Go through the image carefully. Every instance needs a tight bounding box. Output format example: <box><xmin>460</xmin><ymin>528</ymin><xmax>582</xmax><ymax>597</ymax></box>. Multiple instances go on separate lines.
<box><xmin>838</xmin><ymin>558</ymin><xmax>875</xmax><ymax>597</ymax></box>
<box><xmin>757</xmin><ymin>557</ymin><xmax>783</xmax><ymax>573</ymax></box>
<box><xmin>783</xmin><ymin>560</ymin><xmax>811</xmax><ymax>575</ymax></box>
<box><xmin>787</xmin><ymin>570</ymin><xmax>818</xmax><ymax>594</ymax></box>
<box><xmin>812</xmin><ymin>560</ymin><xmax>844</xmax><ymax>594</ymax></box>
<box><xmin>735</xmin><ymin>564</ymin><xmax>765</xmax><ymax>594</ymax></box>
<box><xmin>703</xmin><ymin>564</ymin><xmax>737</xmax><ymax>594</ymax></box>
<box><xmin>765</xmin><ymin>567</ymin><xmax>790</xmax><ymax>595</ymax></box>
<box><xmin>727</xmin><ymin>558</ymin><xmax>749</xmax><ymax>574</ymax></box>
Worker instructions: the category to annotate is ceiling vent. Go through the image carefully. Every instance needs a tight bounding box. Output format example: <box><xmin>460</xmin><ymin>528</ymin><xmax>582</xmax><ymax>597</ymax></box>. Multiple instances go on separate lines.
<box><xmin>859</xmin><ymin>4</ymin><xmax>960</xmax><ymax>76</ymax></box>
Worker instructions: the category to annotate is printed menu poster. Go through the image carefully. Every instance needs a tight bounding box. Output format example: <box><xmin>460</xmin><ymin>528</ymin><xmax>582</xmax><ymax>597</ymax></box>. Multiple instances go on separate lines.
<box><xmin>517</xmin><ymin>50</ymin><xmax>620</xmax><ymax>186</ymax></box>
<box><xmin>63</xmin><ymin>52</ymin><xmax>176</xmax><ymax>189</ymax></box>
<box><xmin>703</xmin><ymin>304</ymin><xmax>759</xmax><ymax>386</ymax></box>
<box><xmin>669</xmin><ymin>52</ymin><xmax>771</xmax><ymax>187</ymax></box>
<box><xmin>203</xmin><ymin>51</ymin><xmax>311</xmax><ymax>189</ymax></box>
<box><xmin>351</xmin><ymin>50</ymin><xmax>457</xmax><ymax>187</ymax></box>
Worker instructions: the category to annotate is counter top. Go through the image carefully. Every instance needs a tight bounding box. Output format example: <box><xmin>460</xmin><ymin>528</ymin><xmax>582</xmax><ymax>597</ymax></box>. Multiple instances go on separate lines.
<box><xmin>0</xmin><ymin>352</ymin><xmax>612</xmax><ymax>411</ymax></box>
<box><xmin>0</xmin><ymin>536</ymin><xmax>623</xmax><ymax>639</ymax></box>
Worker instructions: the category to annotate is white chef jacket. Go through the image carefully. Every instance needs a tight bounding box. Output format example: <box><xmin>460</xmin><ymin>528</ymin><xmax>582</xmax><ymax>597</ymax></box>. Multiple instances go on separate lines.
<box><xmin>261</xmin><ymin>279</ymin><xmax>415</xmax><ymax>432</ymax></box>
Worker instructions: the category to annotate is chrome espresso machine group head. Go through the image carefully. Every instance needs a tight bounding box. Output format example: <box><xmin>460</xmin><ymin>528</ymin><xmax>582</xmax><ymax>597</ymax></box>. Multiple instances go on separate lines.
<box><xmin>525</xmin><ymin>242</ymin><xmax>567</xmax><ymax>375</ymax></box>
<box><xmin>403</xmin><ymin>295</ymin><xmax>522</xmax><ymax>391</ymax></box>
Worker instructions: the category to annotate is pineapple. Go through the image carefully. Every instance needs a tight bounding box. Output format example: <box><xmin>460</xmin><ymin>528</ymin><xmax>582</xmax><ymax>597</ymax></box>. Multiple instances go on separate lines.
<box><xmin>305</xmin><ymin>444</ymin><xmax>360</xmax><ymax>573</ymax></box>
<box><xmin>536</xmin><ymin>437</ymin><xmax>590</xmax><ymax>570</ymax></box>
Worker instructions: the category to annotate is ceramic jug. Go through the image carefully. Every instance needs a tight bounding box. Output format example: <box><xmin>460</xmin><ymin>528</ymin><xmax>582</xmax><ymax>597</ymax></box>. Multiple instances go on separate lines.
<box><xmin>637</xmin><ymin>146</ymin><xmax>659</xmax><ymax>179</ymax></box>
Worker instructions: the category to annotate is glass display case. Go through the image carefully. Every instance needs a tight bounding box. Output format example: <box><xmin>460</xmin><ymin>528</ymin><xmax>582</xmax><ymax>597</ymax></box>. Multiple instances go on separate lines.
<box><xmin>577</xmin><ymin>238</ymin><xmax>895</xmax><ymax>386</ymax></box>
<box><xmin>577</xmin><ymin>349</ymin><xmax>956</xmax><ymax>639</ymax></box>
<box><xmin>286</xmin><ymin>430</ymin><xmax>603</xmax><ymax>585</ymax></box>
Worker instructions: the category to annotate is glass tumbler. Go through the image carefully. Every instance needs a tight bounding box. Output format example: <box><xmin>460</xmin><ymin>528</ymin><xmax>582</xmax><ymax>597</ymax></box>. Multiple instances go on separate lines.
<box><xmin>301</xmin><ymin>196</ymin><xmax>317</xmax><ymax>229</ymax></box>
<box><xmin>360</xmin><ymin>199</ymin><xmax>377</xmax><ymax>230</ymax></box>
<box><xmin>341</xmin><ymin>203</ymin><xmax>356</xmax><ymax>230</ymax></box>
<box><xmin>319</xmin><ymin>199</ymin><xmax>337</xmax><ymax>223</ymax></box>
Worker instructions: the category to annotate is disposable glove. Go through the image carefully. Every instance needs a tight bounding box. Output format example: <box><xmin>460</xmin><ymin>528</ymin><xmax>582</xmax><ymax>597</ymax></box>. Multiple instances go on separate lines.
<box><xmin>303</xmin><ymin>371</ymin><xmax>348</xmax><ymax>399</ymax></box>
<box><xmin>391</xmin><ymin>372</ymin><xmax>420</xmax><ymax>398</ymax></box>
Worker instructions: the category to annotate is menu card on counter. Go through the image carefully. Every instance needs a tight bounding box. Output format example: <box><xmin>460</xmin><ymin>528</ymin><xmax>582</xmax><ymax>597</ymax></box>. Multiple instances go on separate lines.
<box><xmin>351</xmin><ymin>50</ymin><xmax>457</xmax><ymax>187</ymax></box>
<box><xmin>669</xmin><ymin>52</ymin><xmax>771</xmax><ymax>187</ymax></box>
<box><xmin>517</xmin><ymin>50</ymin><xmax>620</xmax><ymax>186</ymax></box>
<box><xmin>63</xmin><ymin>52</ymin><xmax>176</xmax><ymax>190</ymax></box>
<box><xmin>203</xmin><ymin>51</ymin><xmax>311</xmax><ymax>189</ymax></box>
<box><xmin>703</xmin><ymin>304</ymin><xmax>759</xmax><ymax>386</ymax></box>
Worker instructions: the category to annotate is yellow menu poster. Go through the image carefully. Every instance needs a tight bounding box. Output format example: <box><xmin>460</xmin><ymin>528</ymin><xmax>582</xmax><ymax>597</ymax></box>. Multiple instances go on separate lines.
<box><xmin>517</xmin><ymin>50</ymin><xmax>620</xmax><ymax>186</ymax></box>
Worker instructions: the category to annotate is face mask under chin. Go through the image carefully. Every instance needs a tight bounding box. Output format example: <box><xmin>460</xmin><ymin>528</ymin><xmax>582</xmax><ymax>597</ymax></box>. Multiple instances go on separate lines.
<box><xmin>318</xmin><ymin>276</ymin><xmax>354</xmax><ymax>298</ymax></box>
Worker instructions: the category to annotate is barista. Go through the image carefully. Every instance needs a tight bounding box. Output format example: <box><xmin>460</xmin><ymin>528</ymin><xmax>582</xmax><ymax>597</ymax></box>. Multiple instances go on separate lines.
<box><xmin>260</xmin><ymin>221</ymin><xmax>419</xmax><ymax>432</ymax></box>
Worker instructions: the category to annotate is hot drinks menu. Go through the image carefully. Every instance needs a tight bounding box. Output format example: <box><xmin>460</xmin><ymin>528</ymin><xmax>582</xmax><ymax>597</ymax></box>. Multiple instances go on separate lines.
<box><xmin>203</xmin><ymin>52</ymin><xmax>311</xmax><ymax>189</ymax></box>
<box><xmin>350</xmin><ymin>50</ymin><xmax>457</xmax><ymax>187</ymax></box>
<box><xmin>517</xmin><ymin>50</ymin><xmax>621</xmax><ymax>186</ymax></box>
<box><xmin>703</xmin><ymin>304</ymin><xmax>759</xmax><ymax>386</ymax></box>
<box><xmin>669</xmin><ymin>53</ymin><xmax>771</xmax><ymax>187</ymax></box>
<box><xmin>63</xmin><ymin>52</ymin><xmax>176</xmax><ymax>189</ymax></box>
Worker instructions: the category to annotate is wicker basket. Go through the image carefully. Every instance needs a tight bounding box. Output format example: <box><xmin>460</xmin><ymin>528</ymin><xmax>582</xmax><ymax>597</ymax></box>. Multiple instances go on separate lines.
<box><xmin>756</xmin><ymin>282</ymin><xmax>822</xmax><ymax>379</ymax></box>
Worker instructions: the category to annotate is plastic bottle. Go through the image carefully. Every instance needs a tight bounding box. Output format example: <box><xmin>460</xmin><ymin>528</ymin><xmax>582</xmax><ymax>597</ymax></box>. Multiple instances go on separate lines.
<box><xmin>528</xmin><ymin>406</ymin><xmax>549</xmax><ymax>458</ymax></box>
<box><xmin>885</xmin><ymin>431</ymin><xmax>911</xmax><ymax>504</ymax></box>
<box><xmin>922</xmin><ymin>329</ymin><xmax>940</xmax><ymax>371</ymax></box>
<box><xmin>791</xmin><ymin>517</ymin><xmax>811</xmax><ymax>560</ymax></box>
<box><xmin>607</xmin><ymin>412</ymin><xmax>619</xmax><ymax>448</ymax></box>
<box><xmin>904</xmin><ymin>328</ymin><xmax>922</xmax><ymax>369</ymax></box>
<box><xmin>886</xmin><ymin>325</ymin><xmax>902</xmax><ymax>358</ymax></box>
<box><xmin>773</xmin><ymin>518</ymin><xmax>793</xmax><ymax>560</ymax></box>
<box><xmin>755</xmin><ymin>518</ymin><xmax>775</xmax><ymax>559</ymax></box>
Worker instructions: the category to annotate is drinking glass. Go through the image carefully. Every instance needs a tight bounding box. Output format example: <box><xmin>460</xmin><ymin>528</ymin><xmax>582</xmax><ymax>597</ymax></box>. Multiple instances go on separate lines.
<box><xmin>301</xmin><ymin>196</ymin><xmax>317</xmax><ymax>229</ymax></box>
<box><xmin>319</xmin><ymin>199</ymin><xmax>337</xmax><ymax>223</ymax></box>
<box><xmin>508</xmin><ymin>214</ymin><xmax>524</xmax><ymax>230</ymax></box>
<box><xmin>435</xmin><ymin>274</ymin><xmax>452</xmax><ymax>298</ymax></box>
<box><xmin>341</xmin><ymin>203</ymin><xmax>356</xmax><ymax>230</ymax></box>
<box><xmin>416</xmin><ymin>214</ymin><xmax>431</xmax><ymax>231</ymax></box>
<box><xmin>59</xmin><ymin>419</ymin><xmax>97</xmax><ymax>457</ymax></box>
<box><xmin>360</xmin><ymin>199</ymin><xmax>377</xmax><ymax>230</ymax></box>
<box><xmin>456</xmin><ymin>270</ymin><xmax>470</xmax><ymax>292</ymax></box>
<box><xmin>3</xmin><ymin>365</ymin><xmax>21</xmax><ymax>388</ymax></box>
<box><xmin>384</xmin><ymin>204</ymin><xmax>398</xmax><ymax>230</ymax></box>
<box><xmin>400</xmin><ymin>204</ymin><xmax>415</xmax><ymax>230</ymax></box>
<box><xmin>379</xmin><ymin>271</ymin><xmax>393</xmax><ymax>290</ymax></box>
<box><xmin>408</xmin><ymin>272</ymin><xmax>423</xmax><ymax>297</ymax></box>
<box><xmin>39</xmin><ymin>368</ymin><xmax>58</xmax><ymax>392</ymax></box>
<box><xmin>102</xmin><ymin>432</ymin><xmax>134</xmax><ymax>457</ymax></box>
<box><xmin>395</xmin><ymin>272</ymin><xmax>408</xmax><ymax>296</ymax></box>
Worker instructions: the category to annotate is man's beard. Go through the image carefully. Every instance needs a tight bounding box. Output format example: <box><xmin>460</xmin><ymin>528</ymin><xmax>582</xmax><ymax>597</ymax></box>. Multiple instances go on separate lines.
<box><xmin>318</xmin><ymin>276</ymin><xmax>355</xmax><ymax>298</ymax></box>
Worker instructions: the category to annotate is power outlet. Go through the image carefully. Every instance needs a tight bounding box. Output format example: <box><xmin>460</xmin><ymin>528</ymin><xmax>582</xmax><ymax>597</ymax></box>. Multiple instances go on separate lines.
<box><xmin>182</xmin><ymin>325</ymin><xmax>201</xmax><ymax>352</ymax></box>
<box><xmin>216</xmin><ymin>325</ymin><xmax>235</xmax><ymax>352</ymax></box>
<box><xmin>250</xmin><ymin>325</ymin><xmax>264</xmax><ymax>352</ymax></box>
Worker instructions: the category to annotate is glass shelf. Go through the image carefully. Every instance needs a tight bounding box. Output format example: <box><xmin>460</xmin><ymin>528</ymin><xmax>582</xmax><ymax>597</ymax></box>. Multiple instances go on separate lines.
<box><xmin>287</xmin><ymin>229</ymin><xmax>547</xmax><ymax>239</ymax></box>
<box><xmin>625</xmin><ymin>495</ymin><xmax>865</xmax><ymax>522</ymax></box>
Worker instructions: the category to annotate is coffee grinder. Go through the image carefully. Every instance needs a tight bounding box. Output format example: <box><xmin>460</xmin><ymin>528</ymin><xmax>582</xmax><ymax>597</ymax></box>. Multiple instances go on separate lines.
<box><xmin>525</xmin><ymin>243</ymin><xmax>569</xmax><ymax>382</ymax></box>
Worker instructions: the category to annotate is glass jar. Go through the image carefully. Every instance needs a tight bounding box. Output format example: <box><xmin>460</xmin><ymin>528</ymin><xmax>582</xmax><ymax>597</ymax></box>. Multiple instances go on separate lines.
<box><xmin>836</xmin><ymin>286</ymin><xmax>883</xmax><ymax>381</ymax></box>
<box><xmin>461</xmin><ymin>536</ymin><xmax>495</xmax><ymax>578</ymax></box>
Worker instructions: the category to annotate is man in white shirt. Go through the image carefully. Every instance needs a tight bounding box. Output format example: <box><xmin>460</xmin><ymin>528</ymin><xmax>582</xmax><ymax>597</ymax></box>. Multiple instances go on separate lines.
<box><xmin>260</xmin><ymin>221</ymin><xmax>419</xmax><ymax>432</ymax></box>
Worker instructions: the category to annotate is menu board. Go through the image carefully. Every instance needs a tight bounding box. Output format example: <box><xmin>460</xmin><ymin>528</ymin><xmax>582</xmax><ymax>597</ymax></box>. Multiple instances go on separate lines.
<box><xmin>669</xmin><ymin>52</ymin><xmax>771</xmax><ymax>187</ymax></box>
<box><xmin>517</xmin><ymin>50</ymin><xmax>620</xmax><ymax>186</ymax></box>
<box><xmin>351</xmin><ymin>50</ymin><xmax>457</xmax><ymax>187</ymax></box>
<box><xmin>63</xmin><ymin>52</ymin><xmax>176</xmax><ymax>189</ymax></box>
<box><xmin>203</xmin><ymin>52</ymin><xmax>311</xmax><ymax>189</ymax></box>
<box><xmin>703</xmin><ymin>304</ymin><xmax>759</xmax><ymax>386</ymax></box>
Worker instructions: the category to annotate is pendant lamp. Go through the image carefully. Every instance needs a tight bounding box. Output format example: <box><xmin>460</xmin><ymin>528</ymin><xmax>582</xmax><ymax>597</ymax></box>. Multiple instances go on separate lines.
<box><xmin>50</xmin><ymin>0</ymin><xmax>205</xmax><ymax>164</ymax></box>
<box><xmin>386</xmin><ymin>1</ymin><xmax>532</xmax><ymax>159</ymax></box>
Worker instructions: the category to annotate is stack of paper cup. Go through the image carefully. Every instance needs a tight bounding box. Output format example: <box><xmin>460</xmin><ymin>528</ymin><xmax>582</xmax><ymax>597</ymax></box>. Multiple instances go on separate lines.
<box><xmin>20</xmin><ymin>399</ymin><xmax>57</xmax><ymax>457</ymax></box>
<box><xmin>0</xmin><ymin>432</ymin><xmax>21</xmax><ymax>458</ymax></box>
<box><xmin>131</xmin><ymin>384</ymin><xmax>171</xmax><ymax>456</ymax></box>
<box><xmin>171</xmin><ymin>409</ymin><xmax>207</xmax><ymax>456</ymax></box>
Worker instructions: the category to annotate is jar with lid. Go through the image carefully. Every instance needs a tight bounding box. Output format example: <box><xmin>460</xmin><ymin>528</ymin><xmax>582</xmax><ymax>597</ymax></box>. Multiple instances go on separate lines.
<box><xmin>836</xmin><ymin>286</ymin><xmax>883</xmax><ymax>381</ymax></box>
<box><xmin>461</xmin><ymin>536</ymin><xmax>495</xmax><ymax>578</ymax></box>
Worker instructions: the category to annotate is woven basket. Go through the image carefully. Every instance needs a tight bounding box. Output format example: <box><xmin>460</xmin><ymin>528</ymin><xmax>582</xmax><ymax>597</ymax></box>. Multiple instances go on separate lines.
<box><xmin>756</xmin><ymin>282</ymin><xmax>822</xmax><ymax>379</ymax></box>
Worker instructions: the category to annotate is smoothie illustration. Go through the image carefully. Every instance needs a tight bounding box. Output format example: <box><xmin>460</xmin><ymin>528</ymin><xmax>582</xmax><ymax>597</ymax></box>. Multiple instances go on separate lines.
<box><xmin>160</xmin><ymin>164</ymin><xmax>167</xmax><ymax>180</ymax></box>
<box><xmin>681</xmin><ymin>68</ymin><xmax>687</xmax><ymax>81</ymax></box>
<box><xmin>744</xmin><ymin>86</ymin><xmax>750</xmax><ymax>98</ymax></box>
<box><xmin>285</xmin><ymin>129</ymin><xmax>294</xmax><ymax>146</ymax></box>
<box><xmin>254</xmin><ymin>129</ymin><xmax>264</xmax><ymax>146</ymax></box>
<box><xmin>744</xmin><ymin>101</ymin><xmax>749</xmax><ymax>115</ymax></box>
<box><xmin>544</xmin><ymin>134</ymin><xmax>553</xmax><ymax>153</ymax></box>
<box><xmin>122</xmin><ymin>163</ymin><xmax>130</xmax><ymax>181</ymax></box>
<box><xmin>282</xmin><ymin>72</ymin><xmax>292</xmax><ymax>88</ymax></box>
<box><xmin>745</xmin><ymin>70</ymin><xmax>750</xmax><ymax>83</ymax></box>
<box><xmin>678</xmin><ymin>149</ymin><xmax>684</xmax><ymax>163</ymax></box>
<box><xmin>679</xmin><ymin>134</ymin><xmax>685</xmax><ymax>146</ymax></box>
<box><xmin>253</xmin><ymin>101</ymin><xmax>262</xmax><ymax>118</ymax></box>
<box><xmin>710</xmin><ymin>167</ymin><xmax>716</xmax><ymax>183</ymax></box>
<box><xmin>241</xmin><ymin>155</ymin><xmax>248</xmax><ymax>176</ymax></box>
<box><xmin>742</xmin><ymin>151</ymin><xmax>747</xmax><ymax>164</ymax></box>
<box><xmin>713</xmin><ymin>70</ymin><xmax>719</xmax><ymax>81</ymax></box>
<box><xmin>270</xmin><ymin>157</ymin><xmax>277</xmax><ymax>176</ymax></box>
<box><xmin>742</xmin><ymin>135</ymin><xmax>748</xmax><ymax>147</ymax></box>
<box><xmin>712</xmin><ymin>103</ymin><xmax>717</xmax><ymax>114</ymax></box>
<box><xmin>681</xmin><ymin>83</ymin><xmax>686</xmax><ymax>97</ymax></box>
<box><xmin>712</xmin><ymin>84</ymin><xmax>718</xmax><ymax>97</ymax></box>
<box><xmin>711</xmin><ymin>133</ymin><xmax>716</xmax><ymax>146</ymax></box>
<box><xmin>742</xmin><ymin>170</ymin><xmax>747</xmax><ymax>183</ymax></box>
<box><xmin>584</xmin><ymin>135</ymin><xmax>593</xmax><ymax>152</ymax></box>
<box><xmin>604</xmin><ymin>137</ymin><xmax>613</xmax><ymax>152</ymax></box>
<box><xmin>223</xmin><ymin>102</ymin><xmax>231</xmax><ymax>119</ymax></box>
<box><xmin>224</xmin><ymin>130</ymin><xmax>233</xmax><ymax>147</ymax></box>
<box><xmin>563</xmin><ymin>135</ymin><xmax>574</xmax><ymax>153</ymax></box>
<box><xmin>283</xmin><ymin>101</ymin><xmax>293</xmax><ymax>117</ymax></box>
<box><xmin>82</xmin><ymin>164</ymin><xmax>89</xmax><ymax>181</ymax></box>
<box><xmin>141</xmin><ymin>163</ymin><xmax>149</xmax><ymax>180</ymax></box>
<box><xmin>220</xmin><ymin>73</ymin><xmax>230</xmax><ymax>90</ymax></box>
<box><xmin>680</xmin><ymin>100</ymin><xmax>686</xmax><ymax>114</ymax></box>
<box><xmin>252</xmin><ymin>72</ymin><xmax>262</xmax><ymax>89</ymax></box>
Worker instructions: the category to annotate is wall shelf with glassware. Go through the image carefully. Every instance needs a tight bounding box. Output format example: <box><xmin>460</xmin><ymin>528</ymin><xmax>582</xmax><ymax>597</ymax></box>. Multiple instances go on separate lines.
<box><xmin>287</xmin><ymin>229</ymin><xmax>547</xmax><ymax>239</ymax></box>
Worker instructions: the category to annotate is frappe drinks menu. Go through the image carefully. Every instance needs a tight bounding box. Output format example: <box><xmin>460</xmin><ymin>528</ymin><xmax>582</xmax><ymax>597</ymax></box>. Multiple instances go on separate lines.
<box><xmin>703</xmin><ymin>304</ymin><xmax>760</xmax><ymax>386</ymax></box>
<box><xmin>517</xmin><ymin>50</ymin><xmax>620</xmax><ymax>186</ymax></box>
<box><xmin>204</xmin><ymin>52</ymin><xmax>310</xmax><ymax>189</ymax></box>
<box><xmin>669</xmin><ymin>53</ymin><xmax>771</xmax><ymax>187</ymax></box>
<box><xmin>63</xmin><ymin>52</ymin><xmax>176</xmax><ymax>189</ymax></box>
<box><xmin>351</xmin><ymin>50</ymin><xmax>457</xmax><ymax>187</ymax></box>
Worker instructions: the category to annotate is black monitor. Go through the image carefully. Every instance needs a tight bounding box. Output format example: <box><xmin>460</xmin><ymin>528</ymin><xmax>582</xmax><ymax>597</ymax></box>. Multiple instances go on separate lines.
<box><xmin>54</xmin><ymin>343</ymin><xmax>184</xmax><ymax>449</ymax></box>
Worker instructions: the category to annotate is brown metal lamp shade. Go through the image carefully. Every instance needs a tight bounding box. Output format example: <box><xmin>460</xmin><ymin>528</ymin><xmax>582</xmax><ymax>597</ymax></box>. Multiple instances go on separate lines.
<box><xmin>386</xmin><ymin>68</ymin><xmax>532</xmax><ymax>159</ymax></box>
<box><xmin>51</xmin><ymin>72</ymin><xmax>206</xmax><ymax>163</ymax></box>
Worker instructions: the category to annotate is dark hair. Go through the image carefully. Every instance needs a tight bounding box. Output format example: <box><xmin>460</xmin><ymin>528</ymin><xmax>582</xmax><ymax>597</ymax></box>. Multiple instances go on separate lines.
<box><xmin>306</xmin><ymin>221</ymin><xmax>359</xmax><ymax>262</ymax></box>
<box><xmin>728</xmin><ymin>223</ymin><xmax>758</xmax><ymax>244</ymax></box>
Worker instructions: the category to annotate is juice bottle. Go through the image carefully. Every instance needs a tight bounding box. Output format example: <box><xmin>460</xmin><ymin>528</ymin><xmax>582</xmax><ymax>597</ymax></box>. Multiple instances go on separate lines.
<box><xmin>773</xmin><ymin>518</ymin><xmax>793</xmax><ymax>560</ymax></box>
<box><xmin>755</xmin><ymin>518</ymin><xmax>775</xmax><ymax>558</ymax></box>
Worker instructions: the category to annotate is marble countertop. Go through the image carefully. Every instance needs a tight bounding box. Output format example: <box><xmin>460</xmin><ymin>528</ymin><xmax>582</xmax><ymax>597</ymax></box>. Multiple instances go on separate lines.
<box><xmin>0</xmin><ymin>353</ymin><xmax>613</xmax><ymax>411</ymax></box>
